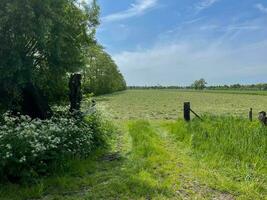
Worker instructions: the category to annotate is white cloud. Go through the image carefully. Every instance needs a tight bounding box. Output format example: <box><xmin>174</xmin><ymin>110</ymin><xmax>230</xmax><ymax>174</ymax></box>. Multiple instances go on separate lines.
<box><xmin>195</xmin><ymin>0</ymin><xmax>220</xmax><ymax>13</ymax></box>
<box><xmin>183</xmin><ymin>17</ymin><xmax>205</xmax><ymax>24</ymax></box>
<box><xmin>102</xmin><ymin>0</ymin><xmax>158</xmax><ymax>22</ymax></box>
<box><xmin>113</xmin><ymin>40</ymin><xmax>267</xmax><ymax>86</ymax></box>
<box><xmin>255</xmin><ymin>3</ymin><xmax>267</xmax><ymax>14</ymax></box>
<box><xmin>112</xmin><ymin>17</ymin><xmax>267</xmax><ymax>85</ymax></box>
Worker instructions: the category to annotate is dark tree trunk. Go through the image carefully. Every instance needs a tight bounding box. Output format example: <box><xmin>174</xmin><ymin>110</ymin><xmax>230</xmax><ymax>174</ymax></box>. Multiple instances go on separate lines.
<box><xmin>69</xmin><ymin>74</ymin><xmax>82</xmax><ymax>113</ymax></box>
<box><xmin>20</xmin><ymin>83</ymin><xmax>52</xmax><ymax>119</ymax></box>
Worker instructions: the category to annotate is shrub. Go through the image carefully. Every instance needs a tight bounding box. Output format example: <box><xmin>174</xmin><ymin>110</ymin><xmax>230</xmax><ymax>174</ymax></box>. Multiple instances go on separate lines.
<box><xmin>0</xmin><ymin>107</ymin><xmax>113</xmax><ymax>182</ymax></box>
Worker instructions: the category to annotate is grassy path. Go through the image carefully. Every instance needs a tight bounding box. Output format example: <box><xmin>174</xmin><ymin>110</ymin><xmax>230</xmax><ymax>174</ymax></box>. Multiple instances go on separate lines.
<box><xmin>151</xmin><ymin>122</ymin><xmax>235</xmax><ymax>200</ymax></box>
<box><xmin>1</xmin><ymin>120</ymin><xmax>259</xmax><ymax>200</ymax></box>
<box><xmin>81</xmin><ymin>120</ymin><xmax>235</xmax><ymax>199</ymax></box>
<box><xmin>56</xmin><ymin>120</ymin><xmax>234</xmax><ymax>199</ymax></box>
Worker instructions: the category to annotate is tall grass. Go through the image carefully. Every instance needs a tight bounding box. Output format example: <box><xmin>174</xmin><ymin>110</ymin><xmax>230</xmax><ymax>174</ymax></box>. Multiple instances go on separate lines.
<box><xmin>167</xmin><ymin>117</ymin><xmax>267</xmax><ymax>172</ymax></box>
<box><xmin>166</xmin><ymin>117</ymin><xmax>267</xmax><ymax>197</ymax></box>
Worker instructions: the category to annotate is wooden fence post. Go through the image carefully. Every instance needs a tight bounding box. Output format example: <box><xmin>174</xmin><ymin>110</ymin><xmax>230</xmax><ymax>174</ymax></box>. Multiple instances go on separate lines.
<box><xmin>249</xmin><ymin>108</ymin><xmax>253</xmax><ymax>122</ymax></box>
<box><xmin>184</xmin><ymin>102</ymin><xmax>191</xmax><ymax>122</ymax></box>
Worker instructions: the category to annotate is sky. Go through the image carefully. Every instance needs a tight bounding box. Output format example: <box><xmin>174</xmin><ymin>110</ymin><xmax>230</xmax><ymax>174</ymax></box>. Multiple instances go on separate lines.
<box><xmin>96</xmin><ymin>0</ymin><xmax>267</xmax><ymax>86</ymax></box>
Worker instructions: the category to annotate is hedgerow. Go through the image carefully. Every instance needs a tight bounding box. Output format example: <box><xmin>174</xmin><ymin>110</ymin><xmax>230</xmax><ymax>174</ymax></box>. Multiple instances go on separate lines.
<box><xmin>0</xmin><ymin>107</ymin><xmax>113</xmax><ymax>182</ymax></box>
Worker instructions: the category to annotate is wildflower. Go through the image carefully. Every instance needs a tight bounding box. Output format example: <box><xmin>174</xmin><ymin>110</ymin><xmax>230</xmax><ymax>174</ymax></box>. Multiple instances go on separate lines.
<box><xmin>5</xmin><ymin>152</ymin><xmax>13</xmax><ymax>159</ymax></box>
<box><xmin>19</xmin><ymin>156</ymin><xmax>26</xmax><ymax>163</ymax></box>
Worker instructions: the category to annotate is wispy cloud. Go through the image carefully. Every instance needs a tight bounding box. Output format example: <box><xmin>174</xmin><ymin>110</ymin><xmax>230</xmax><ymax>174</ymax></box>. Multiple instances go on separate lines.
<box><xmin>113</xmin><ymin>15</ymin><xmax>267</xmax><ymax>86</ymax></box>
<box><xmin>255</xmin><ymin>3</ymin><xmax>267</xmax><ymax>14</ymax></box>
<box><xmin>114</xmin><ymin>40</ymin><xmax>267</xmax><ymax>86</ymax></box>
<box><xmin>183</xmin><ymin>17</ymin><xmax>205</xmax><ymax>25</ymax></box>
<box><xmin>226</xmin><ymin>25</ymin><xmax>261</xmax><ymax>31</ymax></box>
<box><xmin>195</xmin><ymin>0</ymin><xmax>220</xmax><ymax>13</ymax></box>
<box><xmin>102</xmin><ymin>0</ymin><xmax>158</xmax><ymax>23</ymax></box>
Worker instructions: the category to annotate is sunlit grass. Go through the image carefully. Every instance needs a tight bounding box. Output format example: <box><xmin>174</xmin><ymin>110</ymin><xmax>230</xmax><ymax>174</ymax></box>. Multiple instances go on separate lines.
<box><xmin>96</xmin><ymin>89</ymin><xmax>267</xmax><ymax>120</ymax></box>
<box><xmin>1</xmin><ymin>90</ymin><xmax>266</xmax><ymax>200</ymax></box>
<box><xmin>163</xmin><ymin>117</ymin><xmax>267</xmax><ymax>199</ymax></box>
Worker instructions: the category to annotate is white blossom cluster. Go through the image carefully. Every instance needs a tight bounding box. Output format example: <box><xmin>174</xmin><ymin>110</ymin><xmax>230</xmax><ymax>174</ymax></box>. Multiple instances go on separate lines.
<box><xmin>0</xmin><ymin>110</ymin><xmax>94</xmax><ymax>178</ymax></box>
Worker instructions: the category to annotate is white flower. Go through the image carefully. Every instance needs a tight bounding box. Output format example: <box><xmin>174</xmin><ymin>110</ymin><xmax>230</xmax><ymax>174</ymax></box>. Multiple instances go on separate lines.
<box><xmin>5</xmin><ymin>152</ymin><xmax>13</xmax><ymax>159</ymax></box>
<box><xmin>20</xmin><ymin>115</ymin><xmax>27</xmax><ymax>121</ymax></box>
<box><xmin>19</xmin><ymin>156</ymin><xmax>26</xmax><ymax>163</ymax></box>
<box><xmin>30</xmin><ymin>124</ymin><xmax>36</xmax><ymax>129</ymax></box>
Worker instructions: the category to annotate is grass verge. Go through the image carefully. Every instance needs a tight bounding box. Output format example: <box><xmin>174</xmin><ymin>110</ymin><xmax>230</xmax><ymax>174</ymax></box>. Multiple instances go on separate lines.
<box><xmin>163</xmin><ymin>117</ymin><xmax>267</xmax><ymax>199</ymax></box>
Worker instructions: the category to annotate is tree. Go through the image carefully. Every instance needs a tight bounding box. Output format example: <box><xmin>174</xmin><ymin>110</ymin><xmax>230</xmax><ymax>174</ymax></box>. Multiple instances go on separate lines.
<box><xmin>0</xmin><ymin>0</ymin><xmax>100</xmax><ymax>116</ymax></box>
<box><xmin>191</xmin><ymin>78</ymin><xmax>207</xmax><ymax>90</ymax></box>
<box><xmin>83</xmin><ymin>45</ymin><xmax>126</xmax><ymax>95</ymax></box>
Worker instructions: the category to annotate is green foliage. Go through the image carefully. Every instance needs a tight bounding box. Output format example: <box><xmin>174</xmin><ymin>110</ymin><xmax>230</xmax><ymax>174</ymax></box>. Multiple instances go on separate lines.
<box><xmin>168</xmin><ymin>117</ymin><xmax>267</xmax><ymax>176</ymax></box>
<box><xmin>82</xmin><ymin>45</ymin><xmax>127</xmax><ymax>95</ymax></box>
<box><xmin>165</xmin><ymin>117</ymin><xmax>267</xmax><ymax>198</ymax></box>
<box><xmin>0</xmin><ymin>106</ymin><xmax>113</xmax><ymax>182</ymax></box>
<box><xmin>1</xmin><ymin>119</ymin><xmax>265</xmax><ymax>199</ymax></box>
<box><xmin>129</xmin><ymin>121</ymin><xmax>167</xmax><ymax>159</ymax></box>
<box><xmin>0</xmin><ymin>121</ymin><xmax>175</xmax><ymax>200</ymax></box>
<box><xmin>85</xmin><ymin>110</ymin><xmax>115</xmax><ymax>147</ymax></box>
<box><xmin>0</xmin><ymin>0</ymin><xmax>100</xmax><ymax>108</ymax></box>
<box><xmin>208</xmin><ymin>83</ymin><xmax>267</xmax><ymax>91</ymax></box>
<box><xmin>191</xmin><ymin>78</ymin><xmax>207</xmax><ymax>90</ymax></box>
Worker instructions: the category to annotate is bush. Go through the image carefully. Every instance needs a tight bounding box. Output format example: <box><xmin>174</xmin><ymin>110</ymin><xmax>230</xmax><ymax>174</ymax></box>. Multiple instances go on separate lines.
<box><xmin>0</xmin><ymin>107</ymin><xmax>113</xmax><ymax>182</ymax></box>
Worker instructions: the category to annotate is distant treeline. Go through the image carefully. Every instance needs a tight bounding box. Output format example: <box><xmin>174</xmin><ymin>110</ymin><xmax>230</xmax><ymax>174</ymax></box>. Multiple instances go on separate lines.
<box><xmin>128</xmin><ymin>83</ymin><xmax>267</xmax><ymax>91</ymax></box>
<box><xmin>207</xmin><ymin>83</ymin><xmax>267</xmax><ymax>90</ymax></box>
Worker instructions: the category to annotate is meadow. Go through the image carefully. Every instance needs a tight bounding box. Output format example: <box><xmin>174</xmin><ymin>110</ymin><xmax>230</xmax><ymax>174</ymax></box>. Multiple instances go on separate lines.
<box><xmin>1</xmin><ymin>89</ymin><xmax>266</xmax><ymax>200</ymax></box>
<box><xmin>96</xmin><ymin>89</ymin><xmax>267</xmax><ymax>120</ymax></box>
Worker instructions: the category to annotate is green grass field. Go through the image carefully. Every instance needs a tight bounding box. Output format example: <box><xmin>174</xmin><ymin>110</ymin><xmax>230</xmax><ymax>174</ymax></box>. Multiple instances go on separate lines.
<box><xmin>96</xmin><ymin>89</ymin><xmax>267</xmax><ymax>120</ymax></box>
<box><xmin>1</xmin><ymin>89</ymin><xmax>266</xmax><ymax>200</ymax></box>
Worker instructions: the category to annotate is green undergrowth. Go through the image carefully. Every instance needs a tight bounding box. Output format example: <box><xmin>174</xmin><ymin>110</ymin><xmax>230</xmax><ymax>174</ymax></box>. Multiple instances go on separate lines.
<box><xmin>85</xmin><ymin>120</ymin><xmax>178</xmax><ymax>199</ymax></box>
<box><xmin>0</xmin><ymin>120</ymin><xmax>215</xmax><ymax>200</ymax></box>
<box><xmin>163</xmin><ymin>117</ymin><xmax>267</xmax><ymax>199</ymax></box>
<box><xmin>0</xmin><ymin>120</ymin><xmax>176</xmax><ymax>200</ymax></box>
<box><xmin>1</xmin><ymin>118</ymin><xmax>266</xmax><ymax>200</ymax></box>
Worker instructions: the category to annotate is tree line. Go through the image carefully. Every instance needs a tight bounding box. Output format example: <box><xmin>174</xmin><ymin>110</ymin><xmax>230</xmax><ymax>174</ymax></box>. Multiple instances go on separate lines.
<box><xmin>128</xmin><ymin>81</ymin><xmax>267</xmax><ymax>91</ymax></box>
<box><xmin>0</xmin><ymin>0</ymin><xmax>126</xmax><ymax>114</ymax></box>
<box><xmin>83</xmin><ymin>44</ymin><xmax>126</xmax><ymax>95</ymax></box>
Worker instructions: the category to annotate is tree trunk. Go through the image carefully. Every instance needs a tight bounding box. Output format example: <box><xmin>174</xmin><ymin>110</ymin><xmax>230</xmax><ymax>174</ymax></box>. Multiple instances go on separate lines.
<box><xmin>69</xmin><ymin>74</ymin><xmax>82</xmax><ymax>113</ymax></box>
<box><xmin>20</xmin><ymin>83</ymin><xmax>52</xmax><ymax>119</ymax></box>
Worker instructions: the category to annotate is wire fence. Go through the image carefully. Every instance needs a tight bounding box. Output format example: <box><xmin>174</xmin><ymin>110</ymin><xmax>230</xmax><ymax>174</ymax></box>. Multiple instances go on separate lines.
<box><xmin>183</xmin><ymin>102</ymin><xmax>267</xmax><ymax>125</ymax></box>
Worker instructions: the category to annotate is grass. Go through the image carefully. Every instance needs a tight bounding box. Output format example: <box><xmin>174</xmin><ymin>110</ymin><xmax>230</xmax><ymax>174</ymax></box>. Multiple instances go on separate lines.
<box><xmin>96</xmin><ymin>89</ymin><xmax>267</xmax><ymax>120</ymax></box>
<box><xmin>1</xmin><ymin>89</ymin><xmax>266</xmax><ymax>200</ymax></box>
<box><xmin>0</xmin><ymin>120</ymin><xmax>240</xmax><ymax>200</ymax></box>
<box><xmin>165</xmin><ymin>117</ymin><xmax>267</xmax><ymax>166</ymax></box>
<box><xmin>163</xmin><ymin>117</ymin><xmax>267</xmax><ymax>199</ymax></box>
<box><xmin>1</xmin><ymin>119</ymin><xmax>265</xmax><ymax>199</ymax></box>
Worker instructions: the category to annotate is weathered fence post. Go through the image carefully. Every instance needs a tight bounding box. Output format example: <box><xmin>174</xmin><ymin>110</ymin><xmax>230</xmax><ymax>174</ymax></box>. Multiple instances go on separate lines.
<box><xmin>69</xmin><ymin>73</ymin><xmax>82</xmax><ymax>113</ymax></box>
<box><xmin>184</xmin><ymin>102</ymin><xmax>191</xmax><ymax>122</ymax></box>
<box><xmin>249</xmin><ymin>108</ymin><xmax>253</xmax><ymax>122</ymax></box>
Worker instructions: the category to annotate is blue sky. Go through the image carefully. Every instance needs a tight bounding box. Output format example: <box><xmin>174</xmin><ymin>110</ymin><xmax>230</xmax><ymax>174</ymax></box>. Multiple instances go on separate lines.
<box><xmin>96</xmin><ymin>0</ymin><xmax>267</xmax><ymax>86</ymax></box>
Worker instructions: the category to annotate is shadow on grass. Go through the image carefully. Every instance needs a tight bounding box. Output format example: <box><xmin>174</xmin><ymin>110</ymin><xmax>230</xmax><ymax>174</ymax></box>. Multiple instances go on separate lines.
<box><xmin>0</xmin><ymin>147</ymin><xmax>172</xmax><ymax>200</ymax></box>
